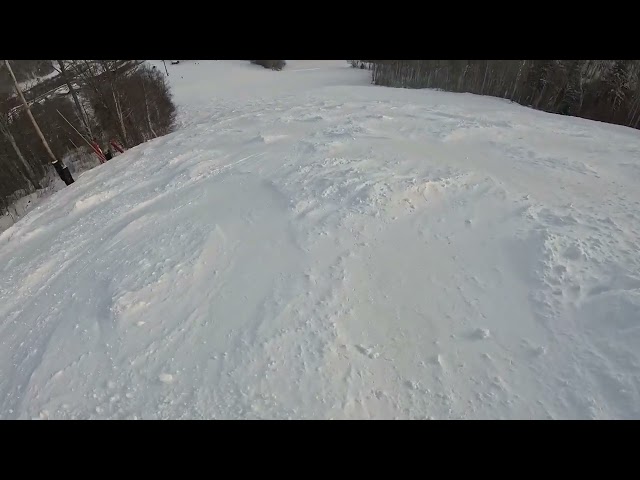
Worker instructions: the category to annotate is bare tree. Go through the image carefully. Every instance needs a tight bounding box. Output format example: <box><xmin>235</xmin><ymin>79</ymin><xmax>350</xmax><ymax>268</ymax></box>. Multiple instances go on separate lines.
<box><xmin>0</xmin><ymin>111</ymin><xmax>40</xmax><ymax>189</ymax></box>
<box><xmin>1</xmin><ymin>60</ymin><xmax>177</xmax><ymax>209</ymax></box>
<box><xmin>100</xmin><ymin>60</ymin><xmax>129</xmax><ymax>147</ymax></box>
<box><xmin>57</xmin><ymin>60</ymin><xmax>93</xmax><ymax>138</ymax></box>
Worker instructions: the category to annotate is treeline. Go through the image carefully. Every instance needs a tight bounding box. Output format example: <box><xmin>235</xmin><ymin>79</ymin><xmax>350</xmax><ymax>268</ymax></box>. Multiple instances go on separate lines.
<box><xmin>1</xmin><ymin>61</ymin><xmax>176</xmax><ymax>216</ymax></box>
<box><xmin>352</xmin><ymin>60</ymin><xmax>640</xmax><ymax>129</ymax></box>
<box><xmin>250</xmin><ymin>60</ymin><xmax>286</xmax><ymax>71</ymax></box>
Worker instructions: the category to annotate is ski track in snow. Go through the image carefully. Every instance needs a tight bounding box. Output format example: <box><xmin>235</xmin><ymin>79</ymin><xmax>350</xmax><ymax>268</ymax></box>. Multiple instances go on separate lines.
<box><xmin>1</xmin><ymin>60</ymin><xmax>639</xmax><ymax>419</ymax></box>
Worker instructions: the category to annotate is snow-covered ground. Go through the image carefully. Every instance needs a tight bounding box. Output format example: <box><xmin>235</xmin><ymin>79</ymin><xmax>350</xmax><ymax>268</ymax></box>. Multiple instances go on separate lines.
<box><xmin>1</xmin><ymin>60</ymin><xmax>639</xmax><ymax>419</ymax></box>
<box><xmin>1</xmin><ymin>150</ymin><xmax>102</xmax><ymax>235</ymax></box>
<box><xmin>16</xmin><ymin>65</ymin><xmax>59</xmax><ymax>91</ymax></box>
<box><xmin>1</xmin><ymin>192</ymin><xmax>45</xmax><ymax>234</ymax></box>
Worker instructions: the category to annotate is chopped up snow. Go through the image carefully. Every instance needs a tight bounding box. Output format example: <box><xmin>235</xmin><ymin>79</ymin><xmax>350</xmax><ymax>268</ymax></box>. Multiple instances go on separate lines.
<box><xmin>1</xmin><ymin>60</ymin><xmax>640</xmax><ymax>419</ymax></box>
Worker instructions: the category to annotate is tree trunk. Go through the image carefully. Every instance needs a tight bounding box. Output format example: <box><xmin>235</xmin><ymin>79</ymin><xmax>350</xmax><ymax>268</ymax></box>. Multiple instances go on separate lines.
<box><xmin>58</xmin><ymin>60</ymin><xmax>92</xmax><ymax>138</ymax></box>
<box><xmin>141</xmin><ymin>76</ymin><xmax>158</xmax><ymax>139</ymax></box>
<box><xmin>112</xmin><ymin>89</ymin><xmax>128</xmax><ymax>146</ymax></box>
<box><xmin>628</xmin><ymin>93</ymin><xmax>640</xmax><ymax>127</ymax></box>
<box><xmin>101</xmin><ymin>61</ymin><xmax>129</xmax><ymax>147</ymax></box>
<box><xmin>78</xmin><ymin>60</ymin><xmax>127</xmax><ymax>147</ymax></box>
<box><xmin>0</xmin><ymin>119</ymin><xmax>41</xmax><ymax>189</ymax></box>
<box><xmin>481</xmin><ymin>62</ymin><xmax>489</xmax><ymax>95</ymax></box>
<box><xmin>511</xmin><ymin>60</ymin><xmax>525</xmax><ymax>101</ymax></box>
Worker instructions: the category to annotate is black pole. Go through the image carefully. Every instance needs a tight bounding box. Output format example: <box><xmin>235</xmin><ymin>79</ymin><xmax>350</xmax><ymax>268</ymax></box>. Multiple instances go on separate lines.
<box><xmin>52</xmin><ymin>159</ymin><xmax>74</xmax><ymax>185</ymax></box>
<box><xmin>162</xmin><ymin>60</ymin><xmax>169</xmax><ymax>76</ymax></box>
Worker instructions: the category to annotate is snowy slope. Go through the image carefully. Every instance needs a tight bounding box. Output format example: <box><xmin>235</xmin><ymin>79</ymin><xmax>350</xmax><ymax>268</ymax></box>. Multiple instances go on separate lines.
<box><xmin>16</xmin><ymin>65</ymin><xmax>59</xmax><ymax>91</ymax></box>
<box><xmin>1</xmin><ymin>60</ymin><xmax>639</xmax><ymax>419</ymax></box>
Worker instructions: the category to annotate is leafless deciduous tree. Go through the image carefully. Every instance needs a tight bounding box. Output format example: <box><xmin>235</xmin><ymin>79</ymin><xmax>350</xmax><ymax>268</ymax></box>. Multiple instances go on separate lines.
<box><xmin>77</xmin><ymin>62</ymin><xmax>176</xmax><ymax>147</ymax></box>
<box><xmin>1</xmin><ymin>60</ymin><xmax>177</xmax><ymax>210</ymax></box>
<box><xmin>0</xmin><ymin>106</ymin><xmax>41</xmax><ymax>190</ymax></box>
<box><xmin>57</xmin><ymin>60</ymin><xmax>92</xmax><ymax>139</ymax></box>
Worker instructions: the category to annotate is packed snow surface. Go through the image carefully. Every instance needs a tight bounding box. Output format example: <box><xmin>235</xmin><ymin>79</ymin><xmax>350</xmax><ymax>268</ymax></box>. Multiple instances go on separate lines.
<box><xmin>1</xmin><ymin>60</ymin><xmax>639</xmax><ymax>419</ymax></box>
